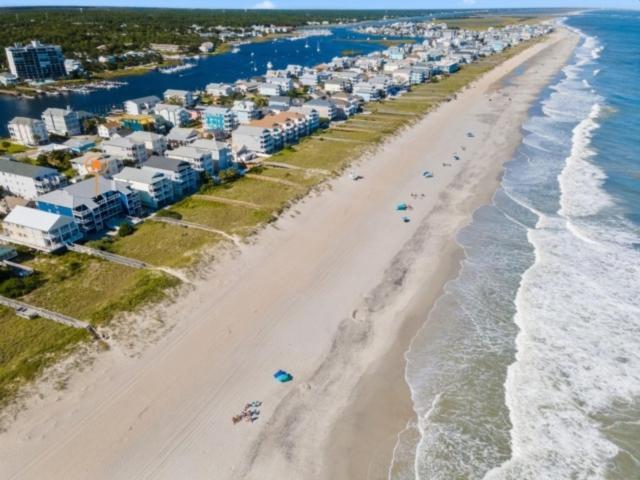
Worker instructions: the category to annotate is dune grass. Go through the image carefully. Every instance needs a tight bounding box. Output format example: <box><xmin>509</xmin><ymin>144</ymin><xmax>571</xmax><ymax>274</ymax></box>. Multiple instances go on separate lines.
<box><xmin>107</xmin><ymin>222</ymin><xmax>218</xmax><ymax>269</ymax></box>
<box><xmin>0</xmin><ymin>307</ymin><xmax>89</xmax><ymax>405</ymax></box>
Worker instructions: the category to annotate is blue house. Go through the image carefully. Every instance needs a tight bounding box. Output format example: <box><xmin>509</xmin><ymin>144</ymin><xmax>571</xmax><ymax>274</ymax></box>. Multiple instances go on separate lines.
<box><xmin>36</xmin><ymin>177</ymin><xmax>142</xmax><ymax>233</ymax></box>
<box><xmin>203</xmin><ymin>107</ymin><xmax>237</xmax><ymax>134</ymax></box>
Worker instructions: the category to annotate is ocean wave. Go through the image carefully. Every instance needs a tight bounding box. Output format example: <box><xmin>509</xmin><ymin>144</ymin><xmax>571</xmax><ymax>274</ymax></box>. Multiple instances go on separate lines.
<box><xmin>558</xmin><ymin>103</ymin><xmax>613</xmax><ymax>218</ymax></box>
<box><xmin>486</xmin><ymin>25</ymin><xmax>640</xmax><ymax>480</ymax></box>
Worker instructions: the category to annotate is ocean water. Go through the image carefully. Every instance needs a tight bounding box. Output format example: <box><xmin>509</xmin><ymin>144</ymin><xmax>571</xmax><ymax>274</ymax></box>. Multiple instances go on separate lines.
<box><xmin>392</xmin><ymin>10</ymin><xmax>640</xmax><ymax>480</ymax></box>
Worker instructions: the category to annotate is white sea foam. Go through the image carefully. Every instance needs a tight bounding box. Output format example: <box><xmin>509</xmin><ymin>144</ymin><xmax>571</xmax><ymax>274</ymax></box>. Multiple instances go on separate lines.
<box><xmin>486</xmin><ymin>29</ymin><xmax>640</xmax><ymax>480</ymax></box>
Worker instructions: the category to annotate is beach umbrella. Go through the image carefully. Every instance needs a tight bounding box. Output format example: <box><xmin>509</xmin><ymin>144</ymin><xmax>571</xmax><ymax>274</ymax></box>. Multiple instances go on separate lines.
<box><xmin>396</xmin><ymin>203</ymin><xmax>408</xmax><ymax>211</ymax></box>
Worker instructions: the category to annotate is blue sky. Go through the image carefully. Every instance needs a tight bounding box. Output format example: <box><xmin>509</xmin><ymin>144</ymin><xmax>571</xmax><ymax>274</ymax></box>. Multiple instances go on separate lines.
<box><xmin>0</xmin><ymin>0</ymin><xmax>638</xmax><ymax>9</ymax></box>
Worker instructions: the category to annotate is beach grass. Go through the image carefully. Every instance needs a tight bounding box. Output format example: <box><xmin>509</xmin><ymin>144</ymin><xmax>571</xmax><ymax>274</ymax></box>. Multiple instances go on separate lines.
<box><xmin>0</xmin><ymin>140</ymin><xmax>30</xmax><ymax>155</ymax></box>
<box><xmin>0</xmin><ymin>306</ymin><xmax>89</xmax><ymax>405</ymax></box>
<box><xmin>169</xmin><ymin>198</ymin><xmax>273</xmax><ymax>235</ymax></box>
<box><xmin>445</xmin><ymin>16</ymin><xmax>549</xmax><ymax>31</ymax></box>
<box><xmin>249</xmin><ymin>166</ymin><xmax>325</xmax><ymax>188</ymax></box>
<box><xmin>106</xmin><ymin>222</ymin><xmax>218</xmax><ymax>268</ymax></box>
<box><xmin>200</xmin><ymin>176</ymin><xmax>305</xmax><ymax>211</ymax></box>
<box><xmin>21</xmin><ymin>252</ymin><xmax>179</xmax><ymax>325</ymax></box>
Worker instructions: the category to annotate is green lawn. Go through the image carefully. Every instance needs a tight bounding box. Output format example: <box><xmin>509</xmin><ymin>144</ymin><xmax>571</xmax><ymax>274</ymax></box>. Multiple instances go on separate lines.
<box><xmin>22</xmin><ymin>252</ymin><xmax>179</xmax><ymax>325</ymax></box>
<box><xmin>0</xmin><ymin>307</ymin><xmax>89</xmax><ymax>405</ymax></box>
<box><xmin>169</xmin><ymin>198</ymin><xmax>272</xmax><ymax>235</ymax></box>
<box><xmin>107</xmin><ymin>222</ymin><xmax>219</xmax><ymax>268</ymax></box>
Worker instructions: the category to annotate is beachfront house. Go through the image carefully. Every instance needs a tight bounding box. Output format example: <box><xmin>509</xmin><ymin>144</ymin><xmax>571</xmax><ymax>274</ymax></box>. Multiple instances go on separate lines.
<box><xmin>163</xmin><ymin>89</ymin><xmax>194</xmax><ymax>107</ymax></box>
<box><xmin>142</xmin><ymin>156</ymin><xmax>199</xmax><ymax>198</ymax></box>
<box><xmin>41</xmin><ymin>107</ymin><xmax>81</xmax><ymax>137</ymax></box>
<box><xmin>101</xmin><ymin>136</ymin><xmax>148</xmax><ymax>164</ymax></box>
<box><xmin>2</xmin><ymin>205</ymin><xmax>83</xmax><ymax>252</ymax></box>
<box><xmin>231</xmin><ymin>125</ymin><xmax>274</xmax><ymax>155</ymax></box>
<box><xmin>232</xmin><ymin>100</ymin><xmax>259</xmax><ymax>125</ymax></box>
<box><xmin>113</xmin><ymin>167</ymin><xmax>174</xmax><ymax>210</ymax></box>
<box><xmin>300</xmin><ymin>71</ymin><xmax>319</xmax><ymax>87</ymax></box>
<box><xmin>166</xmin><ymin>146</ymin><xmax>215</xmax><ymax>177</ymax></box>
<box><xmin>353</xmin><ymin>82</ymin><xmax>382</xmax><ymax>102</ymax></box>
<box><xmin>154</xmin><ymin>103</ymin><xmax>190</xmax><ymax>128</ymax></box>
<box><xmin>288</xmin><ymin>106</ymin><xmax>320</xmax><ymax>131</ymax></box>
<box><xmin>36</xmin><ymin>177</ymin><xmax>142</xmax><ymax>233</ymax></box>
<box><xmin>203</xmin><ymin>107</ymin><xmax>237</xmax><ymax>134</ymax></box>
<box><xmin>0</xmin><ymin>157</ymin><xmax>66</xmax><ymax>200</ymax></box>
<box><xmin>190</xmin><ymin>139</ymin><xmax>232</xmax><ymax>173</ymax></box>
<box><xmin>127</xmin><ymin>131</ymin><xmax>167</xmax><ymax>156</ymax></box>
<box><xmin>124</xmin><ymin>95</ymin><xmax>161</xmax><ymax>116</ymax></box>
<box><xmin>8</xmin><ymin>117</ymin><xmax>49</xmax><ymax>146</ymax></box>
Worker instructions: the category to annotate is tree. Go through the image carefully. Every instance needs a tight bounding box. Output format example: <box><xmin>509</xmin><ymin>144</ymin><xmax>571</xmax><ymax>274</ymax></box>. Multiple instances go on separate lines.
<box><xmin>218</xmin><ymin>167</ymin><xmax>239</xmax><ymax>183</ymax></box>
<box><xmin>117</xmin><ymin>222</ymin><xmax>135</xmax><ymax>237</ymax></box>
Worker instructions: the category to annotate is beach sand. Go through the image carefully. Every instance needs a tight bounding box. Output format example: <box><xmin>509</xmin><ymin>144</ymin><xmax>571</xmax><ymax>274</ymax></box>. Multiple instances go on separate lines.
<box><xmin>0</xmin><ymin>29</ymin><xmax>578</xmax><ymax>480</ymax></box>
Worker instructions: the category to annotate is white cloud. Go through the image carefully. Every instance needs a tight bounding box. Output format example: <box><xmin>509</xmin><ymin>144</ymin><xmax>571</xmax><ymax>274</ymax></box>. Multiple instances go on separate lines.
<box><xmin>462</xmin><ymin>0</ymin><xmax>476</xmax><ymax>5</ymax></box>
<box><xmin>252</xmin><ymin>0</ymin><xmax>275</xmax><ymax>8</ymax></box>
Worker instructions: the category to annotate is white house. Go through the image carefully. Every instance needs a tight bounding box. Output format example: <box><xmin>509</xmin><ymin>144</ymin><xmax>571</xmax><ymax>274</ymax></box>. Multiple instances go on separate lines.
<box><xmin>2</xmin><ymin>205</ymin><xmax>82</xmax><ymax>252</ymax></box>
<box><xmin>0</xmin><ymin>157</ymin><xmax>66</xmax><ymax>200</ymax></box>
<box><xmin>113</xmin><ymin>167</ymin><xmax>174</xmax><ymax>210</ymax></box>
<box><xmin>70</xmin><ymin>153</ymin><xmax>123</xmax><ymax>177</ymax></box>
<box><xmin>124</xmin><ymin>95</ymin><xmax>161</xmax><ymax>115</ymax></box>
<box><xmin>258</xmin><ymin>82</ymin><xmax>283</xmax><ymax>97</ymax></box>
<box><xmin>231</xmin><ymin>125</ymin><xmax>274</xmax><ymax>155</ymax></box>
<box><xmin>205</xmin><ymin>83</ymin><xmax>234</xmax><ymax>97</ymax></box>
<box><xmin>8</xmin><ymin>117</ymin><xmax>49</xmax><ymax>146</ymax></box>
<box><xmin>302</xmin><ymin>98</ymin><xmax>337</xmax><ymax>120</ymax></box>
<box><xmin>191</xmin><ymin>139</ymin><xmax>232</xmax><ymax>173</ymax></box>
<box><xmin>163</xmin><ymin>89</ymin><xmax>194</xmax><ymax>107</ymax></box>
<box><xmin>41</xmin><ymin>107</ymin><xmax>81</xmax><ymax>137</ymax></box>
<box><xmin>101</xmin><ymin>136</ymin><xmax>148</xmax><ymax>164</ymax></box>
<box><xmin>127</xmin><ymin>131</ymin><xmax>167</xmax><ymax>156</ymax></box>
<box><xmin>166</xmin><ymin>146</ymin><xmax>215</xmax><ymax>176</ymax></box>
<box><xmin>143</xmin><ymin>155</ymin><xmax>198</xmax><ymax>197</ymax></box>
<box><xmin>232</xmin><ymin>100</ymin><xmax>259</xmax><ymax>124</ymax></box>
<box><xmin>154</xmin><ymin>103</ymin><xmax>190</xmax><ymax>127</ymax></box>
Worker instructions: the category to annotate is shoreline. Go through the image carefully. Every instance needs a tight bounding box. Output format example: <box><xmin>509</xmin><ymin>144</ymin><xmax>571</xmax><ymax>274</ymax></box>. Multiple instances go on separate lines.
<box><xmin>324</xmin><ymin>29</ymin><xmax>580</xmax><ymax>479</ymax></box>
<box><xmin>0</xmin><ymin>29</ymin><xmax>579</xmax><ymax>480</ymax></box>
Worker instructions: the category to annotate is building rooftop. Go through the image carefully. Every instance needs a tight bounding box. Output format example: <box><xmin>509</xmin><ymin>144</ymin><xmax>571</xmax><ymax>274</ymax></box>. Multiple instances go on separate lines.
<box><xmin>144</xmin><ymin>155</ymin><xmax>189</xmax><ymax>173</ymax></box>
<box><xmin>0</xmin><ymin>157</ymin><xmax>59</xmax><ymax>179</ymax></box>
<box><xmin>8</xmin><ymin>116</ymin><xmax>42</xmax><ymax>126</ymax></box>
<box><xmin>167</xmin><ymin>146</ymin><xmax>208</xmax><ymax>160</ymax></box>
<box><xmin>126</xmin><ymin>95</ymin><xmax>161</xmax><ymax>106</ymax></box>
<box><xmin>127</xmin><ymin>131</ymin><xmax>163</xmax><ymax>142</ymax></box>
<box><xmin>165</xmin><ymin>127</ymin><xmax>198</xmax><ymax>142</ymax></box>
<box><xmin>5</xmin><ymin>205</ymin><xmax>74</xmax><ymax>231</ymax></box>
<box><xmin>114</xmin><ymin>167</ymin><xmax>165</xmax><ymax>184</ymax></box>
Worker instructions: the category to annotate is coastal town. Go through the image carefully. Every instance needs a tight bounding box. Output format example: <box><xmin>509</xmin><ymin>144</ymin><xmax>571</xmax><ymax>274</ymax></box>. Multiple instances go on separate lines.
<box><xmin>0</xmin><ymin>18</ymin><xmax>552</xmax><ymax>404</ymax></box>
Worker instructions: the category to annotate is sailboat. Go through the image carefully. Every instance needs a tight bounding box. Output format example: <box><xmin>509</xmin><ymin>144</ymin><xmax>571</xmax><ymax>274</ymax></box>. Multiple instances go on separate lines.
<box><xmin>316</xmin><ymin>41</ymin><xmax>321</xmax><ymax>53</ymax></box>
<box><xmin>267</xmin><ymin>61</ymin><xmax>273</xmax><ymax>70</ymax></box>
<box><xmin>304</xmin><ymin>40</ymin><xmax>310</xmax><ymax>49</ymax></box>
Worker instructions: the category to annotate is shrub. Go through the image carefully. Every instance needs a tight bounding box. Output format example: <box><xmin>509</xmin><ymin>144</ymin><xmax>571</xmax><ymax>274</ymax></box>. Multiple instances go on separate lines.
<box><xmin>117</xmin><ymin>222</ymin><xmax>135</xmax><ymax>237</ymax></box>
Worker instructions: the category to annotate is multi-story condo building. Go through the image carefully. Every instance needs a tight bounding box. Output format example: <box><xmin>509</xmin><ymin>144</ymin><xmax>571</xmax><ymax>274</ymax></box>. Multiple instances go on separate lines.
<box><xmin>143</xmin><ymin>156</ymin><xmax>199</xmax><ymax>198</ymax></box>
<box><xmin>7</xmin><ymin>117</ymin><xmax>49</xmax><ymax>146</ymax></box>
<box><xmin>127</xmin><ymin>131</ymin><xmax>167</xmax><ymax>156</ymax></box>
<box><xmin>203</xmin><ymin>107</ymin><xmax>237</xmax><ymax>134</ymax></box>
<box><xmin>166</xmin><ymin>146</ymin><xmax>215</xmax><ymax>177</ymax></box>
<box><xmin>3</xmin><ymin>206</ymin><xmax>83</xmax><ymax>252</ymax></box>
<box><xmin>101</xmin><ymin>136</ymin><xmax>148</xmax><ymax>164</ymax></box>
<box><xmin>289</xmin><ymin>106</ymin><xmax>320</xmax><ymax>131</ymax></box>
<box><xmin>154</xmin><ymin>103</ymin><xmax>190</xmax><ymax>127</ymax></box>
<box><xmin>124</xmin><ymin>95</ymin><xmax>161</xmax><ymax>115</ymax></box>
<box><xmin>302</xmin><ymin>99</ymin><xmax>338</xmax><ymax>120</ymax></box>
<box><xmin>36</xmin><ymin>177</ymin><xmax>142</xmax><ymax>233</ymax></box>
<box><xmin>205</xmin><ymin>83</ymin><xmax>234</xmax><ymax>97</ymax></box>
<box><xmin>5</xmin><ymin>41</ymin><xmax>66</xmax><ymax>81</ymax></box>
<box><xmin>232</xmin><ymin>100</ymin><xmax>259</xmax><ymax>124</ymax></box>
<box><xmin>113</xmin><ymin>167</ymin><xmax>174</xmax><ymax>210</ymax></box>
<box><xmin>41</xmin><ymin>107</ymin><xmax>81</xmax><ymax>137</ymax></box>
<box><xmin>190</xmin><ymin>139</ymin><xmax>232</xmax><ymax>173</ymax></box>
<box><xmin>0</xmin><ymin>157</ymin><xmax>66</xmax><ymax>200</ymax></box>
<box><xmin>231</xmin><ymin>125</ymin><xmax>274</xmax><ymax>155</ymax></box>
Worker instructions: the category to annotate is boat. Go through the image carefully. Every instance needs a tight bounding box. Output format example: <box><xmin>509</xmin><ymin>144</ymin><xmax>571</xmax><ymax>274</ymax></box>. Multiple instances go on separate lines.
<box><xmin>232</xmin><ymin>46</ymin><xmax>240</xmax><ymax>54</ymax></box>
<box><xmin>266</xmin><ymin>61</ymin><xmax>273</xmax><ymax>70</ymax></box>
<box><xmin>305</xmin><ymin>40</ymin><xmax>310</xmax><ymax>49</ymax></box>
<box><xmin>317</xmin><ymin>41</ymin><xmax>321</xmax><ymax>53</ymax></box>
<box><xmin>158</xmin><ymin>63</ymin><xmax>196</xmax><ymax>74</ymax></box>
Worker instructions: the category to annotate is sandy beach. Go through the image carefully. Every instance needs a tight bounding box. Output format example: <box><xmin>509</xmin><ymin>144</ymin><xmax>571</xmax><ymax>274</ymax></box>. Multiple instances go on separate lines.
<box><xmin>0</xmin><ymin>29</ymin><xmax>577</xmax><ymax>480</ymax></box>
